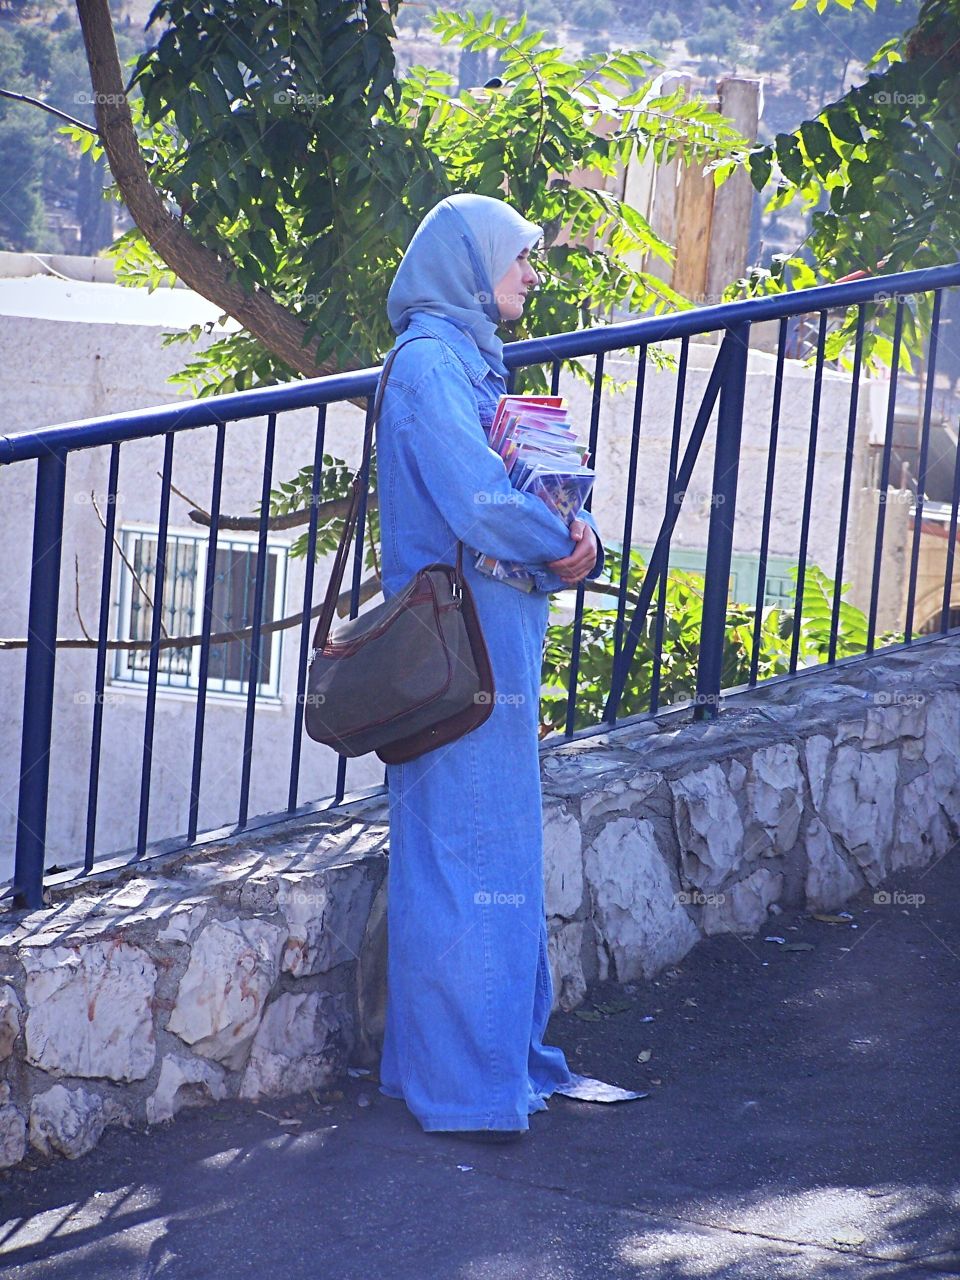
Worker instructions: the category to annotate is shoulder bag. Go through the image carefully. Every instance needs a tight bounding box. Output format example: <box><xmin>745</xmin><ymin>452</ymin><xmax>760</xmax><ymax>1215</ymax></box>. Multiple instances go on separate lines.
<box><xmin>303</xmin><ymin>338</ymin><xmax>495</xmax><ymax>763</ymax></box>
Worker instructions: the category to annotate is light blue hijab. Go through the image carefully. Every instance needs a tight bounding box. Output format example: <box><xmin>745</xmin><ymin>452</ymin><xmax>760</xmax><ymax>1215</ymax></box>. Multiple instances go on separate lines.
<box><xmin>387</xmin><ymin>193</ymin><xmax>543</xmax><ymax>377</ymax></box>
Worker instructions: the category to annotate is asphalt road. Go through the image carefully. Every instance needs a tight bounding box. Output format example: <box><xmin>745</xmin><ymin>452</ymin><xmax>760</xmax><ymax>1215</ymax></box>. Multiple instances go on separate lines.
<box><xmin>1</xmin><ymin>849</ymin><xmax>958</xmax><ymax>1279</ymax></box>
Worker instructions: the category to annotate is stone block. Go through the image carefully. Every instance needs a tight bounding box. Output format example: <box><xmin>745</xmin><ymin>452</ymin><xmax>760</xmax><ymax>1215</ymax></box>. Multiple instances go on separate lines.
<box><xmin>701</xmin><ymin>866</ymin><xmax>783</xmax><ymax>935</ymax></box>
<box><xmin>728</xmin><ymin>759</ymin><xmax>747</xmax><ymax>791</ymax></box>
<box><xmin>0</xmin><ymin>984</ymin><xmax>22</xmax><ymax>1060</ymax></box>
<box><xmin>579</xmin><ymin>770</ymin><xmax>663</xmax><ymax>826</ymax></box>
<box><xmin>863</xmin><ymin>697</ymin><xmax>927</xmax><ymax>747</ymax></box>
<box><xmin>0</xmin><ymin>1105</ymin><xmax>26</xmax><ymax>1169</ymax></box>
<box><xmin>146</xmin><ymin>1054</ymin><xmax>227</xmax><ymax>1125</ymax></box>
<box><xmin>803</xmin><ymin>735</ymin><xmax>831</xmax><ymax>811</ymax></box>
<box><xmin>277</xmin><ymin>865</ymin><xmax>376</xmax><ymax>978</ymax></box>
<box><xmin>671</xmin><ymin>762</ymin><xmax>745</xmax><ymax>890</ymax></box>
<box><xmin>923</xmin><ymin>690</ymin><xmax>960</xmax><ymax>822</ymax></box>
<box><xmin>29</xmin><ymin>1085</ymin><xmax>107</xmax><ymax>1160</ymax></box>
<box><xmin>543</xmin><ymin>806</ymin><xmax>584</xmax><ymax>919</ymax></box>
<box><xmin>547</xmin><ymin>921</ymin><xmax>586</xmax><ymax>1013</ymax></box>
<box><xmin>834</xmin><ymin>717</ymin><xmax>866</xmax><ymax>744</ymax></box>
<box><xmin>167</xmin><ymin>917</ymin><xmax>284</xmax><ymax>1070</ymax></box>
<box><xmin>157</xmin><ymin>903</ymin><xmax>208</xmax><ymax>944</ymax></box>
<box><xmin>894</xmin><ymin>770</ymin><xmax>955</xmax><ymax>873</ymax></box>
<box><xmin>239</xmin><ymin>992</ymin><xmax>351</xmax><ymax>1101</ymax></box>
<box><xmin>353</xmin><ymin>874</ymin><xmax>388</xmax><ymax>1068</ymax></box>
<box><xmin>747</xmin><ymin>743</ymin><xmax>804</xmax><ymax>854</ymax></box>
<box><xmin>583</xmin><ymin>817</ymin><xmax>700</xmax><ymax>981</ymax></box>
<box><xmin>803</xmin><ymin>818</ymin><xmax>862</xmax><ymax>910</ymax></box>
<box><xmin>23</xmin><ymin>941</ymin><xmax>157</xmax><ymax>1082</ymax></box>
<box><xmin>820</xmin><ymin>745</ymin><xmax>899</xmax><ymax>886</ymax></box>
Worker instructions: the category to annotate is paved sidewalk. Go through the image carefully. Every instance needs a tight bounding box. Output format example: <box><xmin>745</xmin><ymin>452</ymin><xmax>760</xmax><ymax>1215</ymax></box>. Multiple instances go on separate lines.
<box><xmin>1</xmin><ymin>850</ymin><xmax>958</xmax><ymax>1280</ymax></box>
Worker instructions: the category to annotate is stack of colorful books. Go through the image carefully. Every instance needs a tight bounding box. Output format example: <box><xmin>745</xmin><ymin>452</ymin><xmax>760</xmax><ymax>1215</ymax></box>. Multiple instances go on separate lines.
<box><xmin>475</xmin><ymin>394</ymin><xmax>595</xmax><ymax>591</ymax></box>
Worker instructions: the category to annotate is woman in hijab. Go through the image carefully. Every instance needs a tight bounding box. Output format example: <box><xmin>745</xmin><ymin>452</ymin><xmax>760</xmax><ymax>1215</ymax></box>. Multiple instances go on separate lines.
<box><xmin>375</xmin><ymin>193</ymin><xmax>604</xmax><ymax>1142</ymax></box>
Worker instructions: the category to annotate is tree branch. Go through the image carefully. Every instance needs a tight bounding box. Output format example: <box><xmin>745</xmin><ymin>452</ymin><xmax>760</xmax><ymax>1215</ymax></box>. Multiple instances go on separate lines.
<box><xmin>165</xmin><ymin>473</ymin><xmax>374</xmax><ymax>531</ymax></box>
<box><xmin>185</xmin><ymin>492</ymin><xmax>373</xmax><ymax>531</ymax></box>
<box><xmin>0</xmin><ymin>577</ymin><xmax>626</xmax><ymax>652</ymax></box>
<box><xmin>0</xmin><ymin>573</ymin><xmax>383</xmax><ymax>652</ymax></box>
<box><xmin>91</xmin><ymin>491</ymin><xmax>171</xmax><ymax>637</ymax></box>
<box><xmin>0</xmin><ymin>87</ymin><xmax>98</xmax><ymax>133</ymax></box>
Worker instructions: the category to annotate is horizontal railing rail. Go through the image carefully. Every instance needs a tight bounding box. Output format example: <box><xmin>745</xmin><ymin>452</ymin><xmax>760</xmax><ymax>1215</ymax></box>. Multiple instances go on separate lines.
<box><xmin>4</xmin><ymin>261</ymin><xmax>960</xmax><ymax>910</ymax></box>
<box><xmin>6</xmin><ymin>262</ymin><xmax>960</xmax><ymax>464</ymax></box>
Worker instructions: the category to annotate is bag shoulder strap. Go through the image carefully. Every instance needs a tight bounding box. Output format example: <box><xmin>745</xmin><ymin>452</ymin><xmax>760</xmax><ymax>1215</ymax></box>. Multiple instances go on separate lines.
<box><xmin>309</xmin><ymin>335</ymin><xmax>462</xmax><ymax>655</ymax></box>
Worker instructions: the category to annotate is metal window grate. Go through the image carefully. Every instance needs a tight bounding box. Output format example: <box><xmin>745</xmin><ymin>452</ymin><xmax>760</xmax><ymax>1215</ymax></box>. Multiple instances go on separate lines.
<box><xmin>113</xmin><ymin>528</ymin><xmax>287</xmax><ymax>698</ymax></box>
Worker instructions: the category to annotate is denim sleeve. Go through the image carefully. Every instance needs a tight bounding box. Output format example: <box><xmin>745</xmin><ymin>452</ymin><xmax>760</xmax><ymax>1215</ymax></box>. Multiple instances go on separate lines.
<box><xmin>528</xmin><ymin>507</ymin><xmax>605</xmax><ymax>594</ymax></box>
<box><xmin>396</xmin><ymin>355</ymin><xmax>576</xmax><ymax>566</ymax></box>
<box><xmin>522</xmin><ymin>504</ymin><xmax>604</xmax><ymax>593</ymax></box>
<box><xmin>579</xmin><ymin>509</ymin><xmax>606</xmax><ymax>579</ymax></box>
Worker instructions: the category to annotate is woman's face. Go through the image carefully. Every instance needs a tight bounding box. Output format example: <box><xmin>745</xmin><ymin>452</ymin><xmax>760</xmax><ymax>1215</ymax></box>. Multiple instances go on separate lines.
<box><xmin>492</xmin><ymin>246</ymin><xmax>540</xmax><ymax>322</ymax></box>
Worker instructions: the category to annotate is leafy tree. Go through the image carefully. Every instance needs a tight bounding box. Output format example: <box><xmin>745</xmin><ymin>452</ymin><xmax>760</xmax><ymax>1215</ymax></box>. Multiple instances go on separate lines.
<box><xmin>687</xmin><ymin>5</ymin><xmax>740</xmax><ymax>70</ymax></box>
<box><xmin>0</xmin><ymin>111</ymin><xmax>46</xmax><ymax>247</ymax></box>
<box><xmin>647</xmin><ymin>13</ymin><xmax>682</xmax><ymax>52</ymax></box>
<box><xmin>4</xmin><ymin>1</ymin><xmax>918</xmax><ymax>728</ymax></box>
<box><xmin>398</xmin><ymin>14</ymin><xmax>742</xmax><ymax>367</ymax></box>
<box><xmin>0</xmin><ymin>14</ymin><xmax>147</xmax><ymax>253</ymax></box>
<box><xmin>740</xmin><ymin>0</ymin><xmax>960</xmax><ymax>300</ymax></box>
<box><xmin>568</xmin><ymin>0</ymin><xmax>618</xmax><ymax>30</ymax></box>
<box><xmin>3</xmin><ymin>2</ymin><xmax>759</xmax><ymax>696</ymax></box>
<box><xmin>254</xmin><ymin>17</ymin><xmax>744</xmax><ymax>597</ymax></box>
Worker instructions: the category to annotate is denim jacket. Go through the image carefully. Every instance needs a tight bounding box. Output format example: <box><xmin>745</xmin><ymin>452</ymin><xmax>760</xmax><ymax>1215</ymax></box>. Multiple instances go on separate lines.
<box><xmin>376</xmin><ymin>310</ymin><xmax>605</xmax><ymax>597</ymax></box>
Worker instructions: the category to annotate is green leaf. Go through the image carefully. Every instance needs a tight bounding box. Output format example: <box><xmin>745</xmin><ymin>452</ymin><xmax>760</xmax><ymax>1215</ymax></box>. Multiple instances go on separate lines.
<box><xmin>800</xmin><ymin>120</ymin><xmax>840</xmax><ymax>179</ymax></box>
<box><xmin>748</xmin><ymin>149</ymin><xmax>772</xmax><ymax>192</ymax></box>
<box><xmin>774</xmin><ymin>133</ymin><xmax>805</xmax><ymax>185</ymax></box>
<box><xmin>825</xmin><ymin>106</ymin><xmax>863</xmax><ymax>147</ymax></box>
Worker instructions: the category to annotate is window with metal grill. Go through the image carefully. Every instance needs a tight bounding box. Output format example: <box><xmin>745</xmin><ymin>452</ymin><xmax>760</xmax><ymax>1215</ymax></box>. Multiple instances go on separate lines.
<box><xmin>112</xmin><ymin>527</ymin><xmax>288</xmax><ymax>699</ymax></box>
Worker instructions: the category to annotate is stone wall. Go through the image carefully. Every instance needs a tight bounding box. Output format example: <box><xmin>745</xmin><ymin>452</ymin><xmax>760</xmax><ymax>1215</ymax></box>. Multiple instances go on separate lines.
<box><xmin>1</xmin><ymin>637</ymin><xmax>958</xmax><ymax>1170</ymax></box>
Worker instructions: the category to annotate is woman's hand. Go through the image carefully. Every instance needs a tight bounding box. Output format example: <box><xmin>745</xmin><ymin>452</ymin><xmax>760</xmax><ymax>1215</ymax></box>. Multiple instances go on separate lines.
<box><xmin>546</xmin><ymin>519</ymin><xmax>598</xmax><ymax>584</ymax></box>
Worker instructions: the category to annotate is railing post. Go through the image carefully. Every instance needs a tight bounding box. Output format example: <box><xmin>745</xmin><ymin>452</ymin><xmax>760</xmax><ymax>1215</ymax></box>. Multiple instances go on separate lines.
<box><xmin>694</xmin><ymin>322</ymin><xmax>750</xmax><ymax>721</ymax></box>
<box><xmin>13</xmin><ymin>450</ymin><xmax>67</xmax><ymax>909</ymax></box>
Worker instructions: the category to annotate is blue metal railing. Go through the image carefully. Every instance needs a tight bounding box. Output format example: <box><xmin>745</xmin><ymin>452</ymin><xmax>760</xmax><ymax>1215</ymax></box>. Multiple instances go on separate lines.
<box><xmin>4</xmin><ymin>262</ymin><xmax>960</xmax><ymax>910</ymax></box>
